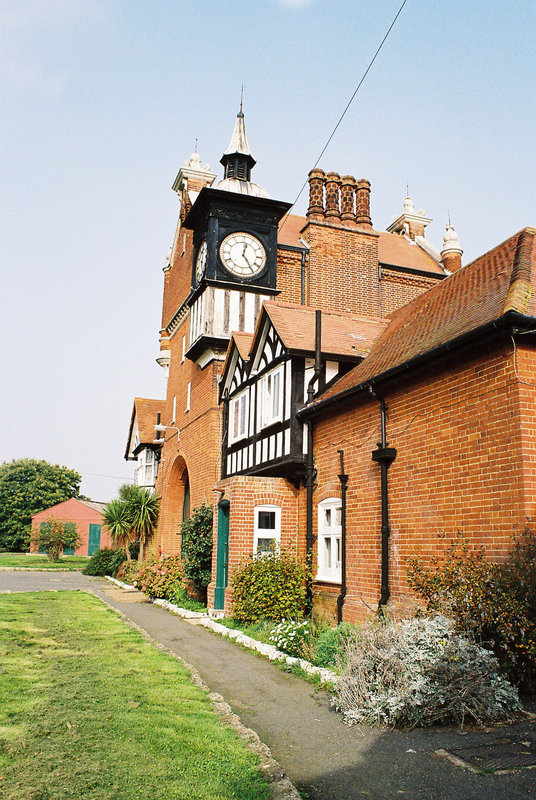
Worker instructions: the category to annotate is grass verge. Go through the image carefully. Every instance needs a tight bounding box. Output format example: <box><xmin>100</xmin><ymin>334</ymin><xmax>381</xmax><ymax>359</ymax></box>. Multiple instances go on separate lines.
<box><xmin>0</xmin><ymin>553</ymin><xmax>88</xmax><ymax>570</ymax></box>
<box><xmin>0</xmin><ymin>591</ymin><xmax>270</xmax><ymax>800</ymax></box>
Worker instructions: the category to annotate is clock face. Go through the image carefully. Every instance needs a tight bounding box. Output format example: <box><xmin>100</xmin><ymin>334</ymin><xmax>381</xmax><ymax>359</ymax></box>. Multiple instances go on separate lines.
<box><xmin>195</xmin><ymin>240</ymin><xmax>208</xmax><ymax>281</ymax></box>
<box><xmin>219</xmin><ymin>232</ymin><xmax>267</xmax><ymax>278</ymax></box>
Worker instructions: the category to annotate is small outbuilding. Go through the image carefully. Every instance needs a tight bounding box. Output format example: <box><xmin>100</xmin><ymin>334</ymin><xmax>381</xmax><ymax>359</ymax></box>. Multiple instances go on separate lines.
<box><xmin>31</xmin><ymin>498</ymin><xmax>112</xmax><ymax>556</ymax></box>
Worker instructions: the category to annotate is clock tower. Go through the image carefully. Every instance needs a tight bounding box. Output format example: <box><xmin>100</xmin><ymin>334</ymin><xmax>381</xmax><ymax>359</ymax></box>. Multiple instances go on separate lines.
<box><xmin>183</xmin><ymin>109</ymin><xmax>291</xmax><ymax>367</ymax></box>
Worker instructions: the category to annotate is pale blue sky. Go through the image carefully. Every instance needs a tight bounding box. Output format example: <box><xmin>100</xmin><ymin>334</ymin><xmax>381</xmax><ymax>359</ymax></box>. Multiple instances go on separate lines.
<box><xmin>1</xmin><ymin>0</ymin><xmax>535</xmax><ymax>501</ymax></box>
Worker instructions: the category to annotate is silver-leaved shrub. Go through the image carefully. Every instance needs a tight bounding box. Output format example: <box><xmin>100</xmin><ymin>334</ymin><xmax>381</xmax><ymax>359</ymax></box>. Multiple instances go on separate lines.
<box><xmin>334</xmin><ymin>615</ymin><xmax>519</xmax><ymax>727</ymax></box>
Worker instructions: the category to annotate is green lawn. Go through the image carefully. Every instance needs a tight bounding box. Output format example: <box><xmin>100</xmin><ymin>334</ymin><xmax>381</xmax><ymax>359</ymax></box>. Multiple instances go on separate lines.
<box><xmin>0</xmin><ymin>592</ymin><xmax>270</xmax><ymax>800</ymax></box>
<box><xmin>0</xmin><ymin>553</ymin><xmax>89</xmax><ymax>570</ymax></box>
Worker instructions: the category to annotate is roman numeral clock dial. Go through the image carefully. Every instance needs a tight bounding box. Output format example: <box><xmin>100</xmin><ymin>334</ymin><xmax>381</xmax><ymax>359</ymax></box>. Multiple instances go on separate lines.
<box><xmin>219</xmin><ymin>232</ymin><xmax>267</xmax><ymax>278</ymax></box>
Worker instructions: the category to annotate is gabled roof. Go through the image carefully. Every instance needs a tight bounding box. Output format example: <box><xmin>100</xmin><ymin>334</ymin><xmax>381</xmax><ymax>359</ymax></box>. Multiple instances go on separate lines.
<box><xmin>232</xmin><ymin>331</ymin><xmax>255</xmax><ymax>361</ymax></box>
<box><xmin>306</xmin><ymin>228</ymin><xmax>536</xmax><ymax>413</ymax></box>
<box><xmin>79</xmin><ymin>500</ymin><xmax>108</xmax><ymax>513</ymax></box>
<box><xmin>263</xmin><ymin>301</ymin><xmax>389</xmax><ymax>359</ymax></box>
<box><xmin>278</xmin><ymin>214</ymin><xmax>306</xmax><ymax>248</ymax></box>
<box><xmin>377</xmin><ymin>231</ymin><xmax>445</xmax><ymax>275</ymax></box>
<box><xmin>125</xmin><ymin>397</ymin><xmax>165</xmax><ymax>460</ymax></box>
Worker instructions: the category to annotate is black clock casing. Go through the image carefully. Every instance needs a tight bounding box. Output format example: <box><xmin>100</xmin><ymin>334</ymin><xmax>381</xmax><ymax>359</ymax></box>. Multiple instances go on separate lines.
<box><xmin>185</xmin><ymin>187</ymin><xmax>291</xmax><ymax>292</ymax></box>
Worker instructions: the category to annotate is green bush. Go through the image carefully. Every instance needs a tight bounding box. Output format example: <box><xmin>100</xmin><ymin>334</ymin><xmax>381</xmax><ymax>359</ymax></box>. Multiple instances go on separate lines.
<box><xmin>231</xmin><ymin>548</ymin><xmax>307</xmax><ymax>624</ymax></box>
<box><xmin>313</xmin><ymin>622</ymin><xmax>358</xmax><ymax>668</ymax></box>
<box><xmin>82</xmin><ymin>547</ymin><xmax>126</xmax><ymax>577</ymax></box>
<box><xmin>406</xmin><ymin>529</ymin><xmax>536</xmax><ymax>689</ymax></box>
<box><xmin>179</xmin><ymin>503</ymin><xmax>213</xmax><ymax>593</ymax></box>
<box><xmin>135</xmin><ymin>555</ymin><xmax>184</xmax><ymax>600</ymax></box>
<box><xmin>335</xmin><ymin>615</ymin><xmax>519</xmax><ymax>727</ymax></box>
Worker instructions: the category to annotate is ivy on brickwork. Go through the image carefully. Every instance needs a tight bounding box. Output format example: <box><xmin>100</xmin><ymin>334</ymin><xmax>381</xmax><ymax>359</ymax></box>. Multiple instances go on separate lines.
<box><xmin>179</xmin><ymin>503</ymin><xmax>214</xmax><ymax>591</ymax></box>
<box><xmin>406</xmin><ymin>528</ymin><xmax>536</xmax><ymax>689</ymax></box>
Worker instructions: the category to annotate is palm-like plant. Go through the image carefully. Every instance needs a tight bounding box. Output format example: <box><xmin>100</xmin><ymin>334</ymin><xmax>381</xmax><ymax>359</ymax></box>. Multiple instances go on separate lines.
<box><xmin>125</xmin><ymin>485</ymin><xmax>160</xmax><ymax>562</ymax></box>
<box><xmin>103</xmin><ymin>498</ymin><xmax>134</xmax><ymax>561</ymax></box>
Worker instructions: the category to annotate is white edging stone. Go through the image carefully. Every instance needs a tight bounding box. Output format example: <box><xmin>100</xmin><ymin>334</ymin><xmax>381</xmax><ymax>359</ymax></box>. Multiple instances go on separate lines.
<box><xmin>105</xmin><ymin>576</ymin><xmax>338</xmax><ymax>685</ymax></box>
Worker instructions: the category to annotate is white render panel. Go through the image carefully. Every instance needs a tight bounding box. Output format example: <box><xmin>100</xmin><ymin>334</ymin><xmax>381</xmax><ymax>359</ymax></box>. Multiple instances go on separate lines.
<box><xmin>285</xmin><ymin>428</ymin><xmax>290</xmax><ymax>455</ymax></box>
<box><xmin>257</xmin><ymin>441</ymin><xmax>261</xmax><ymax>462</ymax></box>
<box><xmin>232</xmin><ymin>451</ymin><xmax>236</xmax><ymax>473</ymax></box>
<box><xmin>227</xmin><ymin>454</ymin><xmax>232</xmax><ymax>473</ymax></box>
<box><xmin>229</xmin><ymin>291</ymin><xmax>240</xmax><ymax>334</ymax></box>
<box><xmin>326</xmin><ymin>360</ymin><xmax>338</xmax><ymax>383</ymax></box>
<box><xmin>303</xmin><ymin>421</ymin><xmax>308</xmax><ymax>454</ymax></box>
<box><xmin>262</xmin><ymin>438</ymin><xmax>268</xmax><ymax>461</ymax></box>
<box><xmin>214</xmin><ymin>288</ymin><xmax>226</xmax><ymax>336</ymax></box>
<box><xmin>249</xmin><ymin>444</ymin><xmax>254</xmax><ymax>465</ymax></box>
<box><xmin>245</xmin><ymin>292</ymin><xmax>255</xmax><ymax>332</ymax></box>
<box><xmin>276</xmin><ymin>431</ymin><xmax>282</xmax><ymax>458</ymax></box>
<box><xmin>269</xmin><ymin>435</ymin><xmax>275</xmax><ymax>461</ymax></box>
<box><xmin>304</xmin><ymin>358</ymin><xmax>314</xmax><ymax>402</ymax></box>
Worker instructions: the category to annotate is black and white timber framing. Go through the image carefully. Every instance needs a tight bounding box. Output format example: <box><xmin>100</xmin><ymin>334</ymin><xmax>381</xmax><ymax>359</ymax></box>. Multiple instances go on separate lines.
<box><xmin>220</xmin><ymin>309</ymin><xmax>359</xmax><ymax>484</ymax></box>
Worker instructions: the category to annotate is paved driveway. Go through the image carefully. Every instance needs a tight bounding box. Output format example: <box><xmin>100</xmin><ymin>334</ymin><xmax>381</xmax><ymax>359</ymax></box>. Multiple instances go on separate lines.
<box><xmin>2</xmin><ymin>570</ymin><xmax>535</xmax><ymax>800</ymax></box>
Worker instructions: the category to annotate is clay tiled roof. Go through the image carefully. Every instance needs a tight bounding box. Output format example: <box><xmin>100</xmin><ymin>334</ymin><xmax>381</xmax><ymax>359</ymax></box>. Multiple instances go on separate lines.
<box><xmin>263</xmin><ymin>301</ymin><xmax>389</xmax><ymax>359</ymax></box>
<box><xmin>310</xmin><ymin>228</ymin><xmax>536</xmax><ymax>410</ymax></box>
<box><xmin>231</xmin><ymin>331</ymin><xmax>254</xmax><ymax>361</ymax></box>
<box><xmin>378</xmin><ymin>231</ymin><xmax>445</xmax><ymax>275</ymax></box>
<box><xmin>278</xmin><ymin>214</ymin><xmax>306</xmax><ymax>248</ymax></box>
<box><xmin>125</xmin><ymin>397</ymin><xmax>164</xmax><ymax>459</ymax></box>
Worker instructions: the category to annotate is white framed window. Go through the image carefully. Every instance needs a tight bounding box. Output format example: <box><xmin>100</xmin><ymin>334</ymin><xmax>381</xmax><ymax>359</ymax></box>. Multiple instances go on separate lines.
<box><xmin>229</xmin><ymin>389</ymin><xmax>249</xmax><ymax>444</ymax></box>
<box><xmin>257</xmin><ymin>365</ymin><xmax>283</xmax><ymax>430</ymax></box>
<box><xmin>136</xmin><ymin>448</ymin><xmax>156</xmax><ymax>489</ymax></box>
<box><xmin>316</xmin><ymin>498</ymin><xmax>342</xmax><ymax>583</ymax></box>
<box><xmin>181</xmin><ymin>335</ymin><xmax>186</xmax><ymax>362</ymax></box>
<box><xmin>253</xmin><ymin>505</ymin><xmax>281</xmax><ymax>556</ymax></box>
<box><xmin>186</xmin><ymin>382</ymin><xmax>191</xmax><ymax>412</ymax></box>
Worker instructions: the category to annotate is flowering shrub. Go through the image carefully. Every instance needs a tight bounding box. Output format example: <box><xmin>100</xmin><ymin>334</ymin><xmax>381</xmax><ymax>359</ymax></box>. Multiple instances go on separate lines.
<box><xmin>83</xmin><ymin>547</ymin><xmax>125</xmax><ymax>576</ymax></box>
<box><xmin>406</xmin><ymin>529</ymin><xmax>536</xmax><ymax>689</ymax></box>
<box><xmin>231</xmin><ymin>548</ymin><xmax>307</xmax><ymax>623</ymax></box>
<box><xmin>334</xmin><ymin>615</ymin><xmax>519</xmax><ymax>728</ymax></box>
<box><xmin>135</xmin><ymin>555</ymin><xmax>185</xmax><ymax>600</ymax></box>
<box><xmin>116</xmin><ymin>560</ymin><xmax>141</xmax><ymax>585</ymax></box>
<box><xmin>269</xmin><ymin>619</ymin><xmax>312</xmax><ymax>657</ymax></box>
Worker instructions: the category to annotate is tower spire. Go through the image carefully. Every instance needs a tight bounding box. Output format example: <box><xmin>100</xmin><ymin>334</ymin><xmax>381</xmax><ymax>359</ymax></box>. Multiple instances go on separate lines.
<box><xmin>220</xmin><ymin>105</ymin><xmax>256</xmax><ymax>181</ymax></box>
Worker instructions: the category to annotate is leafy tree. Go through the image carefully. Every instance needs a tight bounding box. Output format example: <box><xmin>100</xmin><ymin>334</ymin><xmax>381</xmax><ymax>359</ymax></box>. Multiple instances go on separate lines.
<box><xmin>103</xmin><ymin>498</ymin><xmax>134</xmax><ymax>561</ymax></box>
<box><xmin>179</xmin><ymin>503</ymin><xmax>213</xmax><ymax>601</ymax></box>
<box><xmin>0</xmin><ymin>459</ymin><xmax>85</xmax><ymax>552</ymax></box>
<box><xmin>31</xmin><ymin>519</ymin><xmax>81</xmax><ymax>561</ymax></box>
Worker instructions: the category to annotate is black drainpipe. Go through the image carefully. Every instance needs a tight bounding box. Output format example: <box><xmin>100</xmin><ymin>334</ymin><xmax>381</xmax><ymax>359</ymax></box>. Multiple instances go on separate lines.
<box><xmin>336</xmin><ymin>449</ymin><xmax>348</xmax><ymax>624</ymax></box>
<box><xmin>368</xmin><ymin>385</ymin><xmax>397</xmax><ymax>614</ymax></box>
<box><xmin>300</xmin><ymin>249</ymin><xmax>307</xmax><ymax>306</ymax></box>
<box><xmin>305</xmin><ymin>310</ymin><xmax>322</xmax><ymax>611</ymax></box>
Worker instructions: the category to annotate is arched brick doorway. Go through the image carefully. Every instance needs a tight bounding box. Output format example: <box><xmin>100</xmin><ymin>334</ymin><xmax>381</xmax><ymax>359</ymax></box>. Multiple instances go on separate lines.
<box><xmin>159</xmin><ymin>455</ymin><xmax>190</xmax><ymax>556</ymax></box>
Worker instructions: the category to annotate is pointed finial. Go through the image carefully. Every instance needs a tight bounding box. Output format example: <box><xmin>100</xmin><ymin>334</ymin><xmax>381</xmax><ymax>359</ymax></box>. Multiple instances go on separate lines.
<box><xmin>194</xmin><ymin>137</ymin><xmax>198</xmax><ymax>154</ymax></box>
<box><xmin>240</xmin><ymin>84</ymin><xmax>244</xmax><ymax>115</ymax></box>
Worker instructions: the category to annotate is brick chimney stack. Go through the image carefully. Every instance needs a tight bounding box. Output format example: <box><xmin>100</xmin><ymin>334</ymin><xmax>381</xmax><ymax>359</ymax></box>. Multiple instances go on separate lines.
<box><xmin>355</xmin><ymin>179</ymin><xmax>372</xmax><ymax>229</ymax></box>
<box><xmin>340</xmin><ymin>175</ymin><xmax>357</xmax><ymax>226</ymax></box>
<box><xmin>441</xmin><ymin>221</ymin><xmax>463</xmax><ymax>273</ymax></box>
<box><xmin>324</xmin><ymin>172</ymin><xmax>341</xmax><ymax>219</ymax></box>
<box><xmin>307</xmin><ymin>168</ymin><xmax>325</xmax><ymax>220</ymax></box>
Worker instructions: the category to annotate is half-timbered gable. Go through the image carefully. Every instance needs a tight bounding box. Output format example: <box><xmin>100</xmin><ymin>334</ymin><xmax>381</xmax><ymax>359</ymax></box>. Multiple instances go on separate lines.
<box><xmin>221</xmin><ymin>301</ymin><xmax>388</xmax><ymax>483</ymax></box>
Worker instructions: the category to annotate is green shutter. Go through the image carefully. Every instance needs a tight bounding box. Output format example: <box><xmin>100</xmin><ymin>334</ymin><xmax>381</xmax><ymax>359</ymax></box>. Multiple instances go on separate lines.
<box><xmin>63</xmin><ymin>522</ymin><xmax>76</xmax><ymax>555</ymax></box>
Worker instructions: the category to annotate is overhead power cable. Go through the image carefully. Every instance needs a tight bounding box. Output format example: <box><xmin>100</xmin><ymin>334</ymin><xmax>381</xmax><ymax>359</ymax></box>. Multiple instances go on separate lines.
<box><xmin>280</xmin><ymin>0</ymin><xmax>408</xmax><ymax>229</ymax></box>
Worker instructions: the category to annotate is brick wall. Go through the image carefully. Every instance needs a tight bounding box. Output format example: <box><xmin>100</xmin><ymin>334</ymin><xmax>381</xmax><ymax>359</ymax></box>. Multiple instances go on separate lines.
<box><xmin>380</xmin><ymin>269</ymin><xmax>438</xmax><ymax>317</ymax></box>
<box><xmin>311</xmin><ymin>338</ymin><xmax>534</xmax><ymax>622</ymax></box>
<box><xmin>207</xmin><ymin>475</ymin><xmax>300</xmax><ymax>614</ymax></box>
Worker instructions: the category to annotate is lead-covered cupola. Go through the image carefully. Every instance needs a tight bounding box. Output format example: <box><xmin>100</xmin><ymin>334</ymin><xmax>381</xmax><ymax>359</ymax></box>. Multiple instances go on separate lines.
<box><xmin>215</xmin><ymin>109</ymin><xmax>269</xmax><ymax>198</ymax></box>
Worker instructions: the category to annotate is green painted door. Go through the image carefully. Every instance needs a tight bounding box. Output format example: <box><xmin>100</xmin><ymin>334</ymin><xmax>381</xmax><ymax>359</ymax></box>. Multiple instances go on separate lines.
<box><xmin>88</xmin><ymin>524</ymin><xmax>101</xmax><ymax>556</ymax></box>
<box><xmin>214</xmin><ymin>502</ymin><xmax>229</xmax><ymax>611</ymax></box>
<box><xmin>63</xmin><ymin>522</ymin><xmax>76</xmax><ymax>555</ymax></box>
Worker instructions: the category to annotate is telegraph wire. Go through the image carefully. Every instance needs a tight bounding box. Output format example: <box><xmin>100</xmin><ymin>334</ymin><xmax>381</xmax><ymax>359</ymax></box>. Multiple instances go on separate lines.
<box><xmin>280</xmin><ymin>0</ymin><xmax>409</xmax><ymax>230</ymax></box>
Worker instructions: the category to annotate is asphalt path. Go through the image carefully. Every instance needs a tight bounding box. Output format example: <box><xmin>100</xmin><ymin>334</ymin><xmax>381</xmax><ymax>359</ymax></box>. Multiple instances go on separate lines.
<box><xmin>2</xmin><ymin>570</ymin><xmax>536</xmax><ymax>799</ymax></box>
